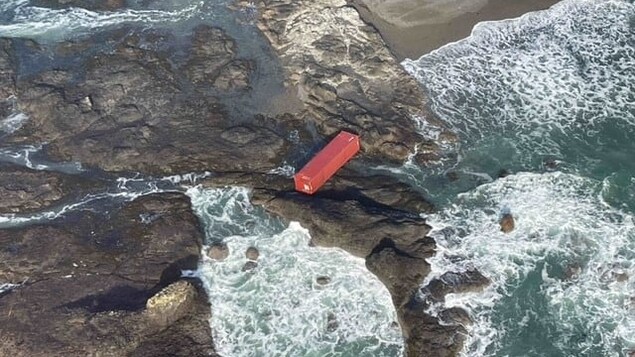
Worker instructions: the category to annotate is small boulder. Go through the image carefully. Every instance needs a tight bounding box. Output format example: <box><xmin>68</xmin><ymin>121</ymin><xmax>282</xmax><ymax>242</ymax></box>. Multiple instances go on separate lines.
<box><xmin>207</xmin><ymin>243</ymin><xmax>229</xmax><ymax>261</ymax></box>
<box><xmin>242</xmin><ymin>261</ymin><xmax>258</xmax><ymax>272</ymax></box>
<box><xmin>500</xmin><ymin>213</ymin><xmax>515</xmax><ymax>233</ymax></box>
<box><xmin>614</xmin><ymin>271</ymin><xmax>629</xmax><ymax>283</ymax></box>
<box><xmin>245</xmin><ymin>247</ymin><xmax>259</xmax><ymax>261</ymax></box>
<box><xmin>316</xmin><ymin>276</ymin><xmax>331</xmax><ymax>285</ymax></box>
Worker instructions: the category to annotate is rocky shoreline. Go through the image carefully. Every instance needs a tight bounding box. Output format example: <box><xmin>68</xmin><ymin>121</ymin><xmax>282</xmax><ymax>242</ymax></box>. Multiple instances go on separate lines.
<box><xmin>1</xmin><ymin>1</ymin><xmax>485</xmax><ymax>356</ymax></box>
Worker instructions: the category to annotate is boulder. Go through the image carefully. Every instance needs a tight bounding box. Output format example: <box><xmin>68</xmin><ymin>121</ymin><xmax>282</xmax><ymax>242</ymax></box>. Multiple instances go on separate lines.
<box><xmin>0</xmin><ymin>163</ymin><xmax>97</xmax><ymax>214</ymax></box>
<box><xmin>500</xmin><ymin>213</ymin><xmax>515</xmax><ymax>233</ymax></box>
<box><xmin>245</xmin><ymin>246</ymin><xmax>260</xmax><ymax>260</ymax></box>
<box><xmin>208</xmin><ymin>244</ymin><xmax>230</xmax><ymax>261</ymax></box>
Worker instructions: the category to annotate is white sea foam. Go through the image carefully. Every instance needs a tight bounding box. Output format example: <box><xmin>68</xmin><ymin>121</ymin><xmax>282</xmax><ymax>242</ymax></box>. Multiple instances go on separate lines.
<box><xmin>403</xmin><ymin>0</ymin><xmax>635</xmax><ymax>167</ymax></box>
<box><xmin>268</xmin><ymin>163</ymin><xmax>295</xmax><ymax>177</ymax></box>
<box><xmin>0</xmin><ymin>112</ymin><xmax>28</xmax><ymax>134</ymax></box>
<box><xmin>424</xmin><ymin>172</ymin><xmax>635</xmax><ymax>356</ymax></box>
<box><xmin>0</xmin><ymin>0</ymin><xmax>204</xmax><ymax>40</ymax></box>
<box><xmin>0</xmin><ymin>282</ymin><xmax>20</xmax><ymax>294</ymax></box>
<box><xmin>186</xmin><ymin>186</ymin><xmax>403</xmax><ymax>356</ymax></box>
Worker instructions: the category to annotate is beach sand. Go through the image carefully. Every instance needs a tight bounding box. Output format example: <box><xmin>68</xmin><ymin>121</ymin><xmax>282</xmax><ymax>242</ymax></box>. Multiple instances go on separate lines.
<box><xmin>351</xmin><ymin>0</ymin><xmax>561</xmax><ymax>60</ymax></box>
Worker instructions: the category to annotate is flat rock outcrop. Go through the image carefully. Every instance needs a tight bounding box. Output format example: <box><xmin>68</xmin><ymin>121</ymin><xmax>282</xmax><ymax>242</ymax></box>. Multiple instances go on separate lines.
<box><xmin>0</xmin><ymin>193</ymin><xmax>216</xmax><ymax>356</ymax></box>
<box><xmin>4</xmin><ymin>27</ymin><xmax>287</xmax><ymax>175</ymax></box>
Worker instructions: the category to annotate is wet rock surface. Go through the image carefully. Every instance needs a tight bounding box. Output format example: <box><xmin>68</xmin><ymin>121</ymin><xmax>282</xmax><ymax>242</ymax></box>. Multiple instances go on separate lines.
<box><xmin>0</xmin><ymin>193</ymin><xmax>216</xmax><ymax>356</ymax></box>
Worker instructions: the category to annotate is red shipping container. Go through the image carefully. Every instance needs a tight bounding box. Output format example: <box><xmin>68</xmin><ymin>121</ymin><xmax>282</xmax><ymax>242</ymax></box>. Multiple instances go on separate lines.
<box><xmin>294</xmin><ymin>131</ymin><xmax>360</xmax><ymax>194</ymax></box>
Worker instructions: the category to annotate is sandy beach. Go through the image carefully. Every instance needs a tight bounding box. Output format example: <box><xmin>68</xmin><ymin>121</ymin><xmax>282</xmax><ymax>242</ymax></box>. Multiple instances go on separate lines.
<box><xmin>351</xmin><ymin>0</ymin><xmax>561</xmax><ymax>60</ymax></box>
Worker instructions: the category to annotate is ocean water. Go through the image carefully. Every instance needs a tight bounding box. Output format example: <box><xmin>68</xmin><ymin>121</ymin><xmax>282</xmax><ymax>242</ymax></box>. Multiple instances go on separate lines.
<box><xmin>403</xmin><ymin>0</ymin><xmax>635</xmax><ymax>355</ymax></box>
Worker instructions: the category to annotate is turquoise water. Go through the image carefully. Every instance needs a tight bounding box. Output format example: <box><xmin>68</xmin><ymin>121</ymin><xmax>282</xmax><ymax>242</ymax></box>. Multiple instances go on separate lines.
<box><xmin>403</xmin><ymin>0</ymin><xmax>635</xmax><ymax>355</ymax></box>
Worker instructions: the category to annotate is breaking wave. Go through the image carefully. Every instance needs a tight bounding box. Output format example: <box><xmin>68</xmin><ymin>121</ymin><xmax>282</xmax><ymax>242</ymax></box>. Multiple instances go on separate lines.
<box><xmin>0</xmin><ymin>0</ymin><xmax>206</xmax><ymax>40</ymax></box>
<box><xmin>186</xmin><ymin>186</ymin><xmax>403</xmax><ymax>357</ymax></box>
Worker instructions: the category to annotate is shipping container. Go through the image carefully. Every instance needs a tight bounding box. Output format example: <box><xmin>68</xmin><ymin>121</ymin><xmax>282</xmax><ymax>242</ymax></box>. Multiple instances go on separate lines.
<box><xmin>294</xmin><ymin>131</ymin><xmax>360</xmax><ymax>194</ymax></box>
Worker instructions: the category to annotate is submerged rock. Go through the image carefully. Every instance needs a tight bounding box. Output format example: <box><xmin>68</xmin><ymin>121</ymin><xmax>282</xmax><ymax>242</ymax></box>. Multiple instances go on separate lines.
<box><xmin>208</xmin><ymin>243</ymin><xmax>230</xmax><ymax>261</ymax></box>
<box><xmin>500</xmin><ymin>213</ymin><xmax>515</xmax><ymax>233</ymax></box>
<box><xmin>326</xmin><ymin>312</ymin><xmax>338</xmax><ymax>332</ymax></box>
<box><xmin>316</xmin><ymin>276</ymin><xmax>331</xmax><ymax>285</ymax></box>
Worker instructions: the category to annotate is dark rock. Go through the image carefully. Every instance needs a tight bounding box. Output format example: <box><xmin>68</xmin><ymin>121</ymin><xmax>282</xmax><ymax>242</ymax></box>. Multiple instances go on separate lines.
<box><xmin>401</xmin><ymin>298</ymin><xmax>467</xmax><ymax>357</ymax></box>
<box><xmin>258</xmin><ymin>188</ymin><xmax>430</xmax><ymax>258</ymax></box>
<box><xmin>445</xmin><ymin>171</ymin><xmax>459</xmax><ymax>182</ymax></box>
<box><xmin>0</xmin><ymin>164</ymin><xmax>98</xmax><ymax>214</ymax></box>
<box><xmin>497</xmin><ymin>169</ymin><xmax>510</xmax><ymax>178</ymax></box>
<box><xmin>208</xmin><ymin>243</ymin><xmax>230</xmax><ymax>261</ymax></box>
<box><xmin>422</xmin><ymin>270</ymin><xmax>491</xmax><ymax>303</ymax></box>
<box><xmin>0</xmin><ymin>193</ymin><xmax>215</xmax><ymax>356</ymax></box>
<box><xmin>500</xmin><ymin>213</ymin><xmax>515</xmax><ymax>233</ymax></box>
<box><xmin>326</xmin><ymin>312</ymin><xmax>338</xmax><ymax>332</ymax></box>
<box><xmin>242</xmin><ymin>261</ymin><xmax>258</xmax><ymax>272</ymax></box>
<box><xmin>564</xmin><ymin>262</ymin><xmax>582</xmax><ymax>280</ymax></box>
<box><xmin>31</xmin><ymin>0</ymin><xmax>126</xmax><ymax>11</ymax></box>
<box><xmin>366</xmin><ymin>238</ymin><xmax>434</xmax><ymax>307</ymax></box>
<box><xmin>438</xmin><ymin>307</ymin><xmax>472</xmax><ymax>327</ymax></box>
<box><xmin>245</xmin><ymin>246</ymin><xmax>259</xmax><ymax>260</ymax></box>
<box><xmin>185</xmin><ymin>26</ymin><xmax>252</xmax><ymax>91</ymax></box>
<box><xmin>316</xmin><ymin>276</ymin><xmax>331</xmax><ymax>285</ymax></box>
<box><xmin>0</xmin><ymin>39</ymin><xmax>16</xmax><ymax>99</ymax></box>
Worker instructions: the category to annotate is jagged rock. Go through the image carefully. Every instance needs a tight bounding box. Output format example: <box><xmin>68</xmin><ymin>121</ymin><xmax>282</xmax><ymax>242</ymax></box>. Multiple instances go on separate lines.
<box><xmin>500</xmin><ymin>213</ymin><xmax>515</xmax><ymax>233</ymax></box>
<box><xmin>208</xmin><ymin>244</ymin><xmax>230</xmax><ymax>261</ymax></box>
<box><xmin>257</xmin><ymin>188</ymin><xmax>430</xmax><ymax>258</ymax></box>
<box><xmin>316</xmin><ymin>276</ymin><xmax>331</xmax><ymax>285</ymax></box>
<box><xmin>31</xmin><ymin>0</ymin><xmax>126</xmax><ymax>11</ymax></box>
<box><xmin>0</xmin><ymin>193</ymin><xmax>214</xmax><ymax>356</ymax></box>
<box><xmin>242</xmin><ymin>261</ymin><xmax>258</xmax><ymax>272</ymax></box>
<box><xmin>400</xmin><ymin>298</ymin><xmax>467</xmax><ymax>357</ymax></box>
<box><xmin>438</xmin><ymin>307</ymin><xmax>472</xmax><ymax>327</ymax></box>
<box><xmin>326</xmin><ymin>312</ymin><xmax>338</xmax><ymax>332</ymax></box>
<box><xmin>422</xmin><ymin>270</ymin><xmax>491</xmax><ymax>303</ymax></box>
<box><xmin>0</xmin><ymin>163</ymin><xmax>98</xmax><ymax>214</ymax></box>
<box><xmin>0</xmin><ymin>39</ymin><xmax>16</xmax><ymax>99</ymax></box>
<box><xmin>366</xmin><ymin>238</ymin><xmax>434</xmax><ymax>307</ymax></box>
<box><xmin>245</xmin><ymin>246</ymin><xmax>260</xmax><ymax>260</ymax></box>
